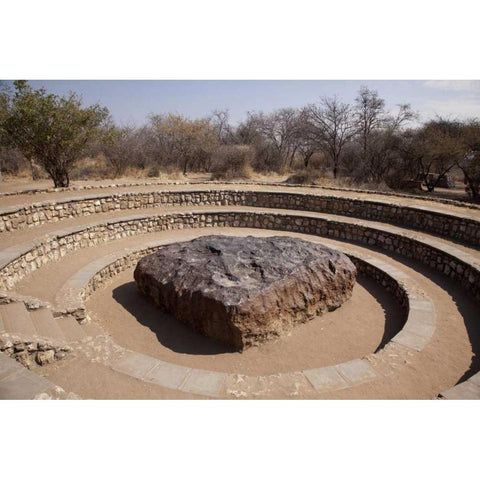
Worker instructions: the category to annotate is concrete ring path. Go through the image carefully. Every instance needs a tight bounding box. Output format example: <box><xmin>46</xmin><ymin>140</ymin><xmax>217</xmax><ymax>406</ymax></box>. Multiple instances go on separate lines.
<box><xmin>53</xmin><ymin>234</ymin><xmax>435</xmax><ymax>398</ymax></box>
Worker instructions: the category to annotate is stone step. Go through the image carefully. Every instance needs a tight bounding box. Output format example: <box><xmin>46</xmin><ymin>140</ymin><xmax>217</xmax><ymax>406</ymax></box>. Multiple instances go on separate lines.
<box><xmin>0</xmin><ymin>302</ymin><xmax>37</xmax><ymax>336</ymax></box>
<box><xmin>0</xmin><ymin>352</ymin><xmax>68</xmax><ymax>400</ymax></box>
<box><xmin>57</xmin><ymin>315</ymin><xmax>86</xmax><ymax>342</ymax></box>
<box><xmin>29</xmin><ymin>308</ymin><xmax>66</xmax><ymax>341</ymax></box>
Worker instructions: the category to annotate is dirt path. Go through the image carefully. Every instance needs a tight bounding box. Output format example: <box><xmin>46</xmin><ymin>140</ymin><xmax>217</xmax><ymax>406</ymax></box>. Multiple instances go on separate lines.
<box><xmin>1</xmin><ymin>181</ymin><xmax>478</xmax><ymax>219</ymax></box>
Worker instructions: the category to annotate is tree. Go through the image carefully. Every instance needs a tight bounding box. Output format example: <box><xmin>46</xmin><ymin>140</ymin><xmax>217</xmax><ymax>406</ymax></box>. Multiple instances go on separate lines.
<box><xmin>418</xmin><ymin>118</ymin><xmax>462</xmax><ymax>191</ymax></box>
<box><xmin>0</xmin><ymin>146</ymin><xmax>29</xmax><ymax>176</ymax></box>
<box><xmin>352</xmin><ymin>85</ymin><xmax>417</xmax><ymax>184</ymax></box>
<box><xmin>234</xmin><ymin>112</ymin><xmax>280</xmax><ymax>171</ymax></box>
<box><xmin>209</xmin><ymin>110</ymin><xmax>233</xmax><ymax>144</ymax></box>
<box><xmin>248</xmin><ymin>108</ymin><xmax>303</xmax><ymax>172</ymax></box>
<box><xmin>304</xmin><ymin>96</ymin><xmax>356</xmax><ymax>178</ymax></box>
<box><xmin>149</xmin><ymin>114</ymin><xmax>219</xmax><ymax>174</ymax></box>
<box><xmin>354</xmin><ymin>86</ymin><xmax>386</xmax><ymax>179</ymax></box>
<box><xmin>0</xmin><ymin>82</ymin><xmax>10</xmax><ymax>126</ymax></box>
<box><xmin>235</xmin><ymin>112</ymin><xmax>263</xmax><ymax>145</ymax></box>
<box><xmin>363</xmin><ymin>105</ymin><xmax>417</xmax><ymax>185</ymax></box>
<box><xmin>0</xmin><ymin>80</ymin><xmax>109</xmax><ymax>187</ymax></box>
<box><xmin>99</xmin><ymin>124</ymin><xmax>137</xmax><ymax>177</ymax></box>
<box><xmin>457</xmin><ymin>119</ymin><xmax>480</xmax><ymax>200</ymax></box>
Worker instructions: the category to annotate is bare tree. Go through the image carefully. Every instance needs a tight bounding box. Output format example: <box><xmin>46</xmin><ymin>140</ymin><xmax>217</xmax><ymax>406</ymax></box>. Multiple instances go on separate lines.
<box><xmin>209</xmin><ymin>110</ymin><xmax>233</xmax><ymax>144</ymax></box>
<box><xmin>235</xmin><ymin>112</ymin><xmax>263</xmax><ymax>145</ymax></box>
<box><xmin>256</xmin><ymin>108</ymin><xmax>302</xmax><ymax>171</ymax></box>
<box><xmin>390</xmin><ymin>103</ymin><xmax>417</xmax><ymax>130</ymax></box>
<box><xmin>304</xmin><ymin>96</ymin><xmax>356</xmax><ymax>178</ymax></box>
<box><xmin>354</xmin><ymin>86</ymin><xmax>386</xmax><ymax>179</ymax></box>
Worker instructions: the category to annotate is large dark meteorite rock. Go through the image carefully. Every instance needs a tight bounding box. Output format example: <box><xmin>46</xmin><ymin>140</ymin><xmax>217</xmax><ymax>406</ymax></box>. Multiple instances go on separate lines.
<box><xmin>134</xmin><ymin>235</ymin><xmax>357</xmax><ymax>350</ymax></box>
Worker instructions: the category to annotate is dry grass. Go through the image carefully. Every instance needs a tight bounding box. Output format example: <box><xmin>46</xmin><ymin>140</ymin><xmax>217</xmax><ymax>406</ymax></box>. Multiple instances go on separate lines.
<box><xmin>285</xmin><ymin>169</ymin><xmax>324</xmax><ymax>185</ymax></box>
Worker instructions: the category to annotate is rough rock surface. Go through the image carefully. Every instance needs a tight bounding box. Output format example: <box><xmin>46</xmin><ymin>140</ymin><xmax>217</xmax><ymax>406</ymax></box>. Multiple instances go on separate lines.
<box><xmin>134</xmin><ymin>235</ymin><xmax>357</xmax><ymax>350</ymax></box>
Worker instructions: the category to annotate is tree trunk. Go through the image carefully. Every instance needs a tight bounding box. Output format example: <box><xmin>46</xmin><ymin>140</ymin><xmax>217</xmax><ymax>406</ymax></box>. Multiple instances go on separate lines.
<box><xmin>29</xmin><ymin>159</ymin><xmax>36</xmax><ymax>180</ymax></box>
<box><xmin>50</xmin><ymin>168</ymin><xmax>70</xmax><ymax>188</ymax></box>
<box><xmin>333</xmin><ymin>153</ymin><xmax>339</xmax><ymax>179</ymax></box>
<box><xmin>470</xmin><ymin>184</ymin><xmax>478</xmax><ymax>200</ymax></box>
<box><xmin>462</xmin><ymin>170</ymin><xmax>479</xmax><ymax>201</ymax></box>
<box><xmin>303</xmin><ymin>151</ymin><xmax>313</xmax><ymax>168</ymax></box>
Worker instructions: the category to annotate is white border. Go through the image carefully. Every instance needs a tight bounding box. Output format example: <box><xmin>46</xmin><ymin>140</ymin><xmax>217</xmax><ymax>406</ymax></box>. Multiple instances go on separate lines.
<box><xmin>1</xmin><ymin>1</ymin><xmax>479</xmax><ymax>477</ymax></box>
<box><xmin>2</xmin><ymin>1</ymin><xmax>480</xmax><ymax>79</ymax></box>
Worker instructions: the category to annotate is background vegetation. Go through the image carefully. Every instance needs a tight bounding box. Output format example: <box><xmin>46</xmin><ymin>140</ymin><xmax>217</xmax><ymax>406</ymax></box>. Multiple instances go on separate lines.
<box><xmin>1</xmin><ymin>81</ymin><xmax>480</xmax><ymax>200</ymax></box>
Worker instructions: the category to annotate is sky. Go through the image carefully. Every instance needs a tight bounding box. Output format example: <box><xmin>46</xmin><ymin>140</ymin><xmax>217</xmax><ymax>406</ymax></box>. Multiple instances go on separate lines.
<box><xmin>5</xmin><ymin>80</ymin><xmax>480</xmax><ymax>127</ymax></box>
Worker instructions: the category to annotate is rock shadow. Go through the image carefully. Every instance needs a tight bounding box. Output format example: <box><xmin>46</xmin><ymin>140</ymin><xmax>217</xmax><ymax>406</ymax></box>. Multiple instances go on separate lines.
<box><xmin>339</xmin><ymin>241</ymin><xmax>480</xmax><ymax>383</ymax></box>
<box><xmin>112</xmin><ymin>281</ymin><xmax>237</xmax><ymax>355</ymax></box>
<box><xmin>355</xmin><ymin>274</ymin><xmax>406</xmax><ymax>353</ymax></box>
<box><xmin>112</xmin><ymin>273</ymin><xmax>405</xmax><ymax>357</ymax></box>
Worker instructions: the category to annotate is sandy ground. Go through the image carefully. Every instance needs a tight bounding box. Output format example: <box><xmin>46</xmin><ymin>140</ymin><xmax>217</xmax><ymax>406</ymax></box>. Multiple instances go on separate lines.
<box><xmin>87</xmin><ymin>269</ymin><xmax>403</xmax><ymax>376</ymax></box>
<box><xmin>34</xmin><ymin>357</ymin><xmax>201</xmax><ymax>400</ymax></box>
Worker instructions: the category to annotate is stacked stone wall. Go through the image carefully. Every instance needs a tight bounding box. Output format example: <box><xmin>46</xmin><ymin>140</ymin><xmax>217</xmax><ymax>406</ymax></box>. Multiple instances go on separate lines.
<box><xmin>1</xmin><ymin>210</ymin><xmax>479</xmax><ymax>302</ymax></box>
<box><xmin>1</xmin><ymin>190</ymin><xmax>479</xmax><ymax>246</ymax></box>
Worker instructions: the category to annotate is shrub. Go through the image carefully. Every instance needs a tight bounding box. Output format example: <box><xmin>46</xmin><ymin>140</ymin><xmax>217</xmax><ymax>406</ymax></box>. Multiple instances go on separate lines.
<box><xmin>210</xmin><ymin>145</ymin><xmax>254</xmax><ymax>180</ymax></box>
<box><xmin>147</xmin><ymin>165</ymin><xmax>160</xmax><ymax>177</ymax></box>
<box><xmin>285</xmin><ymin>169</ymin><xmax>324</xmax><ymax>185</ymax></box>
<box><xmin>0</xmin><ymin>147</ymin><xmax>29</xmax><ymax>175</ymax></box>
<box><xmin>71</xmin><ymin>154</ymin><xmax>113</xmax><ymax>180</ymax></box>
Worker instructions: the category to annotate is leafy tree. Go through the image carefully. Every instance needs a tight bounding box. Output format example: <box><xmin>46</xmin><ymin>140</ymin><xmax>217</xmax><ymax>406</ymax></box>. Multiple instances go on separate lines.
<box><xmin>394</xmin><ymin>118</ymin><xmax>462</xmax><ymax>191</ymax></box>
<box><xmin>457</xmin><ymin>119</ymin><xmax>480</xmax><ymax>200</ymax></box>
<box><xmin>0</xmin><ymin>80</ymin><xmax>109</xmax><ymax>187</ymax></box>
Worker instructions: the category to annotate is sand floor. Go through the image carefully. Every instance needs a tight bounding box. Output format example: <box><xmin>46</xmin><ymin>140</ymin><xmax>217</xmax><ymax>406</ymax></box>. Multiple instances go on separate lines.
<box><xmin>87</xmin><ymin>269</ymin><xmax>404</xmax><ymax>376</ymax></box>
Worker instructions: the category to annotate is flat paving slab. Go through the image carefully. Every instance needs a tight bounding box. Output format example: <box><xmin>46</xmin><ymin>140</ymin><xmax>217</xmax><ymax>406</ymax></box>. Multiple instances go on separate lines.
<box><xmin>441</xmin><ymin>381</ymin><xmax>480</xmax><ymax>400</ymax></box>
<box><xmin>336</xmin><ymin>359</ymin><xmax>377</xmax><ymax>385</ymax></box>
<box><xmin>0</xmin><ymin>302</ymin><xmax>36</xmax><ymax>336</ymax></box>
<box><xmin>303</xmin><ymin>366</ymin><xmax>349</xmax><ymax>393</ymax></box>
<box><xmin>0</xmin><ymin>362</ymin><xmax>55</xmax><ymax>400</ymax></box>
<box><xmin>144</xmin><ymin>360</ymin><xmax>191</xmax><ymax>391</ymax></box>
<box><xmin>392</xmin><ymin>329</ymin><xmax>430</xmax><ymax>352</ymax></box>
<box><xmin>111</xmin><ymin>352</ymin><xmax>159</xmax><ymax>380</ymax></box>
<box><xmin>0</xmin><ymin>352</ymin><xmax>22</xmax><ymax>381</ymax></box>
<box><xmin>180</xmin><ymin>369</ymin><xmax>227</xmax><ymax>397</ymax></box>
<box><xmin>468</xmin><ymin>373</ymin><xmax>480</xmax><ymax>387</ymax></box>
<box><xmin>403</xmin><ymin>309</ymin><xmax>436</xmax><ymax>338</ymax></box>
